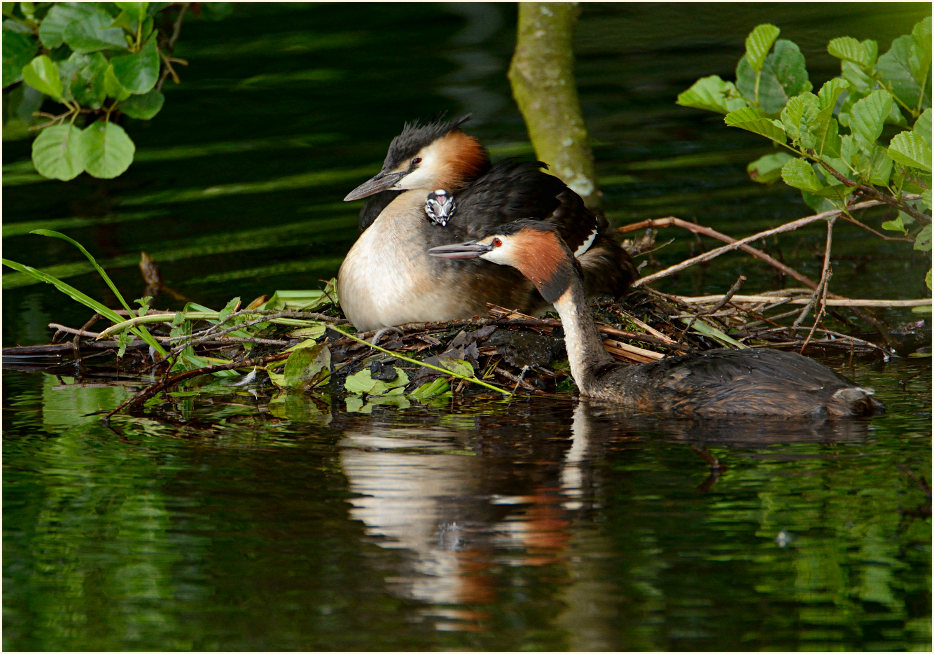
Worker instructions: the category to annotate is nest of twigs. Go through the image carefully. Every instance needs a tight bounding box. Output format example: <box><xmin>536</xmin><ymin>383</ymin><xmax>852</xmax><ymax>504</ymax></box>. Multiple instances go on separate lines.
<box><xmin>3</xmin><ymin>203</ymin><xmax>931</xmax><ymax>418</ymax></box>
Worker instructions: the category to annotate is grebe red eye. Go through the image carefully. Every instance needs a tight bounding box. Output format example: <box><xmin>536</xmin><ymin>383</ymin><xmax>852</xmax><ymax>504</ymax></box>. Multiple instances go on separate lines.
<box><xmin>492</xmin><ymin>237</ymin><xmax>502</xmax><ymax>247</ymax></box>
<box><xmin>412</xmin><ymin>157</ymin><xmax>422</xmax><ymax>165</ymax></box>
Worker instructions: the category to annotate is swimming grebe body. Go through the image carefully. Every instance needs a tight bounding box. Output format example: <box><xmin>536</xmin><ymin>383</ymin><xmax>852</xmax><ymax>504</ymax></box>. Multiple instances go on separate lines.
<box><xmin>429</xmin><ymin>221</ymin><xmax>883</xmax><ymax>418</ymax></box>
<box><xmin>338</xmin><ymin>117</ymin><xmax>634</xmax><ymax>331</ymax></box>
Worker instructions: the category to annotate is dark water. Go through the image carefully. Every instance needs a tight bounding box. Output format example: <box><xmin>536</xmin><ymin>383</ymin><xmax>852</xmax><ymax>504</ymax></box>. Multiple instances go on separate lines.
<box><xmin>3</xmin><ymin>3</ymin><xmax>931</xmax><ymax>651</ymax></box>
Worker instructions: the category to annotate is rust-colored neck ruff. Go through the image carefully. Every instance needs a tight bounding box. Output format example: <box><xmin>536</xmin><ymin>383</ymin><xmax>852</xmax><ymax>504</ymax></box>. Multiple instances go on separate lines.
<box><xmin>514</xmin><ymin>230</ymin><xmax>573</xmax><ymax>304</ymax></box>
<box><xmin>436</xmin><ymin>131</ymin><xmax>490</xmax><ymax>190</ymax></box>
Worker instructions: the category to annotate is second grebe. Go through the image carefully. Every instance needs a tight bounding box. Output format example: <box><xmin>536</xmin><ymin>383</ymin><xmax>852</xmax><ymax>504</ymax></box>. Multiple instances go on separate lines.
<box><xmin>429</xmin><ymin>221</ymin><xmax>883</xmax><ymax>418</ymax></box>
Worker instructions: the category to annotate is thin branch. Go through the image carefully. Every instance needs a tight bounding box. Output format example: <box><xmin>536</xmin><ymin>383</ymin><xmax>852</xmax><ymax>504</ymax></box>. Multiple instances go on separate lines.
<box><xmin>670</xmin><ymin>295</ymin><xmax>930</xmax><ymax>308</ymax></box>
<box><xmin>798</xmin><ymin>218</ymin><xmax>835</xmax><ymax>351</ymax></box>
<box><xmin>817</xmin><ymin>159</ymin><xmax>931</xmax><ymax>225</ymax></box>
<box><xmin>680</xmin><ymin>274</ymin><xmax>746</xmax><ymax>339</ymax></box>
<box><xmin>619</xmin><ymin>216</ymin><xmax>821</xmax><ymax>289</ymax></box>
<box><xmin>167</xmin><ymin>2</ymin><xmax>190</xmax><ymax>50</ymax></box>
<box><xmin>838</xmin><ymin>213</ymin><xmax>914</xmax><ymax>241</ymax></box>
<box><xmin>631</xmin><ymin>199</ymin><xmax>886</xmax><ymax>287</ymax></box>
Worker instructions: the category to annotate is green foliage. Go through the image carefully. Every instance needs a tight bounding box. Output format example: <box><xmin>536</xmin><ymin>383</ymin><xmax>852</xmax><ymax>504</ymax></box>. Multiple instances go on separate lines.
<box><xmin>2</xmin><ymin>229</ymin><xmax>166</xmax><ymax>356</ymax></box>
<box><xmin>2</xmin><ymin>2</ymin><xmax>231</xmax><ymax>180</ymax></box>
<box><xmin>268</xmin><ymin>340</ymin><xmax>331</xmax><ymax>390</ymax></box>
<box><xmin>679</xmin><ymin>18</ymin><xmax>933</xmax><ymax>287</ymax></box>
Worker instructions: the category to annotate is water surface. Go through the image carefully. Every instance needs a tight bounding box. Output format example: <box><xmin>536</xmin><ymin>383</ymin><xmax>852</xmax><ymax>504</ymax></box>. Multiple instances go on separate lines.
<box><xmin>3</xmin><ymin>3</ymin><xmax>931</xmax><ymax>650</ymax></box>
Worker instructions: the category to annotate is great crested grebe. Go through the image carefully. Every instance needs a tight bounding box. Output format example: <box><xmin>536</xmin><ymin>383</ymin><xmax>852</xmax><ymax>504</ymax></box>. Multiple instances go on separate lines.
<box><xmin>337</xmin><ymin>116</ymin><xmax>636</xmax><ymax>331</ymax></box>
<box><xmin>429</xmin><ymin>220</ymin><xmax>884</xmax><ymax>418</ymax></box>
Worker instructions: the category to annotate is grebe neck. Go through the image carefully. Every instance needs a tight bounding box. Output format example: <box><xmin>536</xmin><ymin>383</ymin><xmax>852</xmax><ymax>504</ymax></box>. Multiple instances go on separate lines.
<box><xmin>551</xmin><ymin>273</ymin><xmax>615</xmax><ymax>395</ymax></box>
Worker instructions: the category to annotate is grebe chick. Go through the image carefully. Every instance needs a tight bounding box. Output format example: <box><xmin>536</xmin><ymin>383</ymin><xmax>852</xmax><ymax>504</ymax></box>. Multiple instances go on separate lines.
<box><xmin>429</xmin><ymin>221</ymin><xmax>884</xmax><ymax>418</ymax></box>
<box><xmin>425</xmin><ymin>189</ymin><xmax>456</xmax><ymax>226</ymax></box>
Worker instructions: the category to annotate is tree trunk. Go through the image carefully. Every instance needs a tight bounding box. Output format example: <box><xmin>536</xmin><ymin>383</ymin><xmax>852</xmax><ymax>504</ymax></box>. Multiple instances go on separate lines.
<box><xmin>508</xmin><ymin>2</ymin><xmax>600</xmax><ymax>210</ymax></box>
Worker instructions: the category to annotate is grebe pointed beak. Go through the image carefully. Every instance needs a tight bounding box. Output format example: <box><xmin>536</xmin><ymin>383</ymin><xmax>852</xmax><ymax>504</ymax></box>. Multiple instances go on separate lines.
<box><xmin>344</xmin><ymin>170</ymin><xmax>406</xmax><ymax>201</ymax></box>
<box><xmin>427</xmin><ymin>240</ymin><xmax>494</xmax><ymax>259</ymax></box>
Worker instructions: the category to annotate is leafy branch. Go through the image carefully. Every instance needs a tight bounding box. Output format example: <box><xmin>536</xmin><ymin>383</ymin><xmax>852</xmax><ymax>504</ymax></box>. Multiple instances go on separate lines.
<box><xmin>2</xmin><ymin>2</ymin><xmax>230</xmax><ymax>180</ymax></box>
<box><xmin>678</xmin><ymin>18</ymin><xmax>933</xmax><ymax>289</ymax></box>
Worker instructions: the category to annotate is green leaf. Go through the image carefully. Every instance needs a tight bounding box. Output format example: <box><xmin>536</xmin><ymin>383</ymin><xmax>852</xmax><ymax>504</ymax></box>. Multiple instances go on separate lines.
<box><xmin>770</xmin><ymin>40</ymin><xmax>811</xmax><ymax>99</ymax></box>
<box><xmin>282</xmin><ymin>342</ymin><xmax>330</xmax><ymax>389</ymax></box>
<box><xmin>746</xmin><ymin>152</ymin><xmax>794</xmax><ymax>184</ymax></box>
<box><xmin>21</xmin><ymin>54</ymin><xmax>63</xmax><ymax>100</ymax></box>
<box><xmin>676</xmin><ymin>75</ymin><xmax>747</xmax><ymax>114</ymax></box>
<box><xmin>111</xmin><ymin>10</ymin><xmax>154</xmax><ymax>42</ymax></box>
<box><xmin>77</xmin><ymin>121</ymin><xmax>135</xmax><ymax>178</ymax></box>
<box><xmin>737</xmin><ymin>39</ymin><xmax>811</xmax><ymax>114</ymax></box>
<box><xmin>2</xmin><ymin>257</ymin><xmax>123</xmax><ymax>323</ymax></box>
<box><xmin>839</xmin><ymin>60</ymin><xmax>874</xmax><ymax>96</ymax></box>
<box><xmin>914</xmin><ymin>224</ymin><xmax>932</xmax><ymax>251</ymax></box>
<box><xmin>912</xmin><ymin>17</ymin><xmax>932</xmax><ymax>84</ymax></box>
<box><xmin>285</xmin><ymin>324</ymin><xmax>327</xmax><ymax>341</ymax></box>
<box><xmin>437</xmin><ymin>357</ymin><xmax>473</xmax><ymax>378</ymax></box>
<box><xmin>2</xmin><ymin>28</ymin><xmax>37</xmax><ymax>87</ymax></box>
<box><xmin>880</xmin><ymin>212</ymin><xmax>910</xmax><ymax>233</ymax></box>
<box><xmin>877</xmin><ymin>34</ymin><xmax>926</xmax><ymax>111</ymax></box>
<box><xmin>866</xmin><ymin>144</ymin><xmax>894</xmax><ymax>186</ymax></box>
<box><xmin>683</xmin><ymin>317</ymin><xmax>746</xmax><ymax>349</ymax></box>
<box><xmin>926</xmin><ymin>268</ymin><xmax>932</xmax><ymax>291</ymax></box>
<box><xmin>115</xmin><ymin>2</ymin><xmax>148</xmax><ymax>24</ymax></box>
<box><xmin>817</xmin><ymin>77</ymin><xmax>848</xmax><ymax>112</ymax></box>
<box><xmin>888</xmin><ymin>130</ymin><xmax>933</xmax><ymax>172</ymax></box>
<box><xmin>800</xmin><ymin>191</ymin><xmax>835</xmax><ymax>214</ymax></box>
<box><xmin>724</xmin><ymin>106</ymin><xmax>786</xmax><ymax>144</ymax></box>
<box><xmin>745</xmin><ymin>23</ymin><xmax>780</xmax><ymax>74</ymax></box>
<box><xmin>914</xmin><ymin>108</ymin><xmax>932</xmax><ymax>147</ymax></box>
<box><xmin>38</xmin><ymin>3</ymin><xmax>97</xmax><ymax>49</ymax></box>
<box><xmin>59</xmin><ymin>51</ymin><xmax>109</xmax><ymax>108</ymax></box>
<box><xmin>816</xmin><ymin>117</ymin><xmax>842</xmax><ymax>158</ymax></box>
<box><xmin>409</xmin><ymin>378</ymin><xmax>451</xmax><ymax>402</ymax></box>
<box><xmin>30</xmin><ymin>228</ymin><xmax>139</xmax><ymax>321</ymax></box>
<box><xmin>781</xmin><ymin>158</ymin><xmax>824</xmax><ymax>193</ymax></box>
<box><xmin>344</xmin><ymin>366</ymin><xmax>408</xmax><ymax>396</ymax></box>
<box><xmin>344</xmin><ymin>395</ymin><xmax>371</xmax><ymax>414</ymax></box>
<box><xmin>102</xmin><ymin>63</ymin><xmax>131</xmax><ymax>101</ymax></box>
<box><xmin>1</xmin><ymin>227</ymin><xmax>165</xmax><ymax>359</ymax></box>
<box><xmin>31</xmin><ymin>124</ymin><xmax>83</xmax><ymax>180</ymax></box>
<box><xmin>780</xmin><ymin>92</ymin><xmax>820</xmax><ymax>146</ymax></box>
<box><xmin>849</xmin><ymin>89</ymin><xmax>894</xmax><ymax>147</ymax></box>
<box><xmin>63</xmin><ymin>6</ymin><xmax>129</xmax><ymax>52</ymax></box>
<box><xmin>814</xmin><ymin>78</ymin><xmax>848</xmax><ymax>152</ymax></box>
<box><xmin>110</xmin><ymin>36</ymin><xmax>158</xmax><ymax>94</ymax></box>
<box><xmin>827</xmin><ymin>36</ymin><xmax>875</xmax><ymax>67</ymax></box>
<box><xmin>344</xmin><ymin>368</ymin><xmax>385</xmax><ymax>395</ymax></box>
<box><xmin>4</xmin><ymin>83</ymin><xmax>44</xmax><ymax>131</ymax></box>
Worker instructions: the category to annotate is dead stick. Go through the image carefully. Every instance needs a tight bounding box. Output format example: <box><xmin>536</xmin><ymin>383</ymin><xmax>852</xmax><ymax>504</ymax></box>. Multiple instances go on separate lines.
<box><xmin>631</xmin><ymin>199</ymin><xmax>885</xmax><ymax>287</ymax></box>
<box><xmin>49</xmin><ymin>323</ymin><xmax>102</xmax><ymax>339</ymax></box>
<box><xmin>619</xmin><ymin>216</ymin><xmax>819</xmax><ymax>289</ymax></box>
<box><xmin>668</xmin><ymin>295</ymin><xmax>930</xmax><ymax>308</ymax></box>
<box><xmin>800</xmin><ymin>219</ymin><xmax>836</xmax><ymax>351</ymax></box>
<box><xmin>681</xmin><ymin>274</ymin><xmax>746</xmax><ymax>338</ymax></box>
<box><xmin>838</xmin><ymin>214</ymin><xmax>913</xmax><ymax>242</ymax></box>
